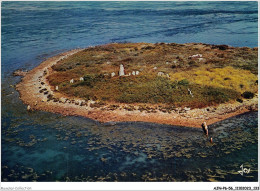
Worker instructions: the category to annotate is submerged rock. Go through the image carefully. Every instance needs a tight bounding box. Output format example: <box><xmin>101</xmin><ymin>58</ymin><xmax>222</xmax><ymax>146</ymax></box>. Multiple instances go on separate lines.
<box><xmin>27</xmin><ymin>105</ymin><xmax>32</xmax><ymax>111</ymax></box>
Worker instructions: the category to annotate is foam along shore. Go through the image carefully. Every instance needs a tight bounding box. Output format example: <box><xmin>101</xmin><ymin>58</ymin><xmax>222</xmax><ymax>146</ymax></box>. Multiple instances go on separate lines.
<box><xmin>16</xmin><ymin>49</ymin><xmax>258</xmax><ymax>128</ymax></box>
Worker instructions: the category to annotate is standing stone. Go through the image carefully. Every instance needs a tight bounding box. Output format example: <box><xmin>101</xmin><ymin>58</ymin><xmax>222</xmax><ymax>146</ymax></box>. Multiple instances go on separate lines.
<box><xmin>79</xmin><ymin>77</ymin><xmax>84</xmax><ymax>81</ymax></box>
<box><xmin>111</xmin><ymin>72</ymin><xmax>115</xmax><ymax>77</ymax></box>
<box><xmin>128</xmin><ymin>72</ymin><xmax>131</xmax><ymax>76</ymax></box>
<box><xmin>119</xmin><ymin>64</ymin><xmax>125</xmax><ymax>76</ymax></box>
<box><xmin>136</xmin><ymin>71</ymin><xmax>139</xmax><ymax>75</ymax></box>
<box><xmin>70</xmin><ymin>79</ymin><xmax>74</xmax><ymax>83</ymax></box>
<box><xmin>132</xmin><ymin>71</ymin><xmax>136</xmax><ymax>75</ymax></box>
<box><xmin>55</xmin><ymin>86</ymin><xmax>59</xmax><ymax>91</ymax></box>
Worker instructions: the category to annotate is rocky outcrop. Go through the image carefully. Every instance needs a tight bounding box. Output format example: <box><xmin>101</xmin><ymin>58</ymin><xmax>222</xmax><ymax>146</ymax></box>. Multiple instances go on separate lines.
<box><xmin>13</xmin><ymin>69</ymin><xmax>28</xmax><ymax>77</ymax></box>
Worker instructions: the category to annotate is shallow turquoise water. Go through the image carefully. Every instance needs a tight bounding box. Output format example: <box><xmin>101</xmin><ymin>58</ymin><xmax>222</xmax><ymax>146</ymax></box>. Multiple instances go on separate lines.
<box><xmin>1</xmin><ymin>1</ymin><xmax>258</xmax><ymax>182</ymax></box>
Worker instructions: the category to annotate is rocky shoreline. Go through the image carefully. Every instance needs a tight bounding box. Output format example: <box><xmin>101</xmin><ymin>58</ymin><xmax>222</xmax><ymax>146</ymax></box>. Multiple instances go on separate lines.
<box><xmin>16</xmin><ymin>49</ymin><xmax>258</xmax><ymax>128</ymax></box>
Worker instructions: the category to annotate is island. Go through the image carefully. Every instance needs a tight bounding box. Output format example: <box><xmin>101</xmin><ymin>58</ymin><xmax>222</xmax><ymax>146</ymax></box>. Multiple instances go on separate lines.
<box><xmin>16</xmin><ymin>42</ymin><xmax>258</xmax><ymax>127</ymax></box>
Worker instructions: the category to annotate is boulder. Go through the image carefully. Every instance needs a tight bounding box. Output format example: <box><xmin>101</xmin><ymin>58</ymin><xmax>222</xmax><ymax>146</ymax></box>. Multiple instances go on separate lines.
<box><xmin>27</xmin><ymin>105</ymin><xmax>31</xmax><ymax>111</ymax></box>
<box><xmin>184</xmin><ymin>107</ymin><xmax>190</xmax><ymax>111</ymax></box>
<box><xmin>189</xmin><ymin>54</ymin><xmax>202</xmax><ymax>59</ymax></box>
<box><xmin>198</xmin><ymin>58</ymin><xmax>205</xmax><ymax>62</ymax></box>
<box><xmin>201</xmin><ymin>122</ymin><xmax>208</xmax><ymax>136</ymax></box>
<box><xmin>111</xmin><ymin>72</ymin><xmax>115</xmax><ymax>77</ymax></box>
<box><xmin>60</xmin><ymin>97</ymin><xmax>66</xmax><ymax>103</ymax></box>
<box><xmin>70</xmin><ymin>79</ymin><xmax>74</xmax><ymax>83</ymax></box>
<box><xmin>157</xmin><ymin>72</ymin><xmax>164</xmax><ymax>76</ymax></box>
<box><xmin>43</xmin><ymin>68</ymin><xmax>48</xmax><ymax>76</ymax></box>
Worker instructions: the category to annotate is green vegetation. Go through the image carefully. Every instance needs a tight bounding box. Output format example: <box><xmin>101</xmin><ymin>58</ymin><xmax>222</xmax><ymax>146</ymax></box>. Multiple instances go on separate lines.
<box><xmin>241</xmin><ymin>91</ymin><xmax>254</xmax><ymax>99</ymax></box>
<box><xmin>48</xmin><ymin>42</ymin><xmax>258</xmax><ymax>108</ymax></box>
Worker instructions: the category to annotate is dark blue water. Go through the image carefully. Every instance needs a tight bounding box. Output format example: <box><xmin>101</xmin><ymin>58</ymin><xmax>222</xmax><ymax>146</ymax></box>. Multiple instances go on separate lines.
<box><xmin>1</xmin><ymin>2</ymin><xmax>258</xmax><ymax>182</ymax></box>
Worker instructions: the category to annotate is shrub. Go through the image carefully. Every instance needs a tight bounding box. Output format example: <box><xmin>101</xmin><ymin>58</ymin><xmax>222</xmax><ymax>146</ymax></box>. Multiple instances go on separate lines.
<box><xmin>202</xmin><ymin>86</ymin><xmax>239</xmax><ymax>103</ymax></box>
<box><xmin>178</xmin><ymin>79</ymin><xmax>189</xmax><ymax>86</ymax></box>
<box><xmin>82</xmin><ymin>75</ymin><xmax>96</xmax><ymax>87</ymax></box>
<box><xmin>212</xmin><ymin>45</ymin><xmax>229</xmax><ymax>50</ymax></box>
<box><xmin>188</xmin><ymin>60</ymin><xmax>196</xmax><ymax>65</ymax></box>
<box><xmin>236</xmin><ymin>98</ymin><xmax>243</xmax><ymax>103</ymax></box>
<box><xmin>224</xmin><ymin>77</ymin><xmax>231</xmax><ymax>80</ymax></box>
<box><xmin>241</xmin><ymin>91</ymin><xmax>254</xmax><ymax>99</ymax></box>
<box><xmin>171</xmin><ymin>65</ymin><xmax>177</xmax><ymax>69</ymax></box>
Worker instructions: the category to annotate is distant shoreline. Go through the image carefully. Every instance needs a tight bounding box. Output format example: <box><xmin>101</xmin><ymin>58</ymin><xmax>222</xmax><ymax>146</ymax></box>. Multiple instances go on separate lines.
<box><xmin>16</xmin><ymin>48</ymin><xmax>258</xmax><ymax>128</ymax></box>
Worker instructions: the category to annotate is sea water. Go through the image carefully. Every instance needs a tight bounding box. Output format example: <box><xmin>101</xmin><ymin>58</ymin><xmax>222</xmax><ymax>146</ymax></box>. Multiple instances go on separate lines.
<box><xmin>1</xmin><ymin>1</ymin><xmax>258</xmax><ymax>181</ymax></box>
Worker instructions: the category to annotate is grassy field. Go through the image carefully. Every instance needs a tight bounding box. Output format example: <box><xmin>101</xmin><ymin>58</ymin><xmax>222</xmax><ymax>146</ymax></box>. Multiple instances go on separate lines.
<box><xmin>48</xmin><ymin>42</ymin><xmax>258</xmax><ymax>108</ymax></box>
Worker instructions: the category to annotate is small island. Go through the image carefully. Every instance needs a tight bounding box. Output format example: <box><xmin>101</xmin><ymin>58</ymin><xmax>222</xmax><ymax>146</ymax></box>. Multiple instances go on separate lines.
<box><xmin>16</xmin><ymin>42</ymin><xmax>258</xmax><ymax>127</ymax></box>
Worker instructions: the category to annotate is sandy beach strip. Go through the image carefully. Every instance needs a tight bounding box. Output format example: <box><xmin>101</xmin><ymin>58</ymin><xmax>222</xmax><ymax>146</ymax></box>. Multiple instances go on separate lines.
<box><xmin>16</xmin><ymin>50</ymin><xmax>258</xmax><ymax>128</ymax></box>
